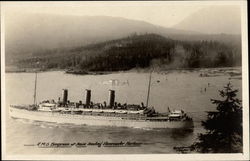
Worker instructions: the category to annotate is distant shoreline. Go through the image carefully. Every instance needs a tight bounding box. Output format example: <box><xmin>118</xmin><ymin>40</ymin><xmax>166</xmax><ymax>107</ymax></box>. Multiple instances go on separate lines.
<box><xmin>5</xmin><ymin>67</ymin><xmax>62</xmax><ymax>73</ymax></box>
<box><xmin>5</xmin><ymin>66</ymin><xmax>242</xmax><ymax>75</ymax></box>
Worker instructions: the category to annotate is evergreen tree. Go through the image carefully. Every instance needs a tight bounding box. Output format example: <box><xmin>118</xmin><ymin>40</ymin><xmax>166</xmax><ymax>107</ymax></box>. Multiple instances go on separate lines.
<box><xmin>192</xmin><ymin>82</ymin><xmax>243</xmax><ymax>153</ymax></box>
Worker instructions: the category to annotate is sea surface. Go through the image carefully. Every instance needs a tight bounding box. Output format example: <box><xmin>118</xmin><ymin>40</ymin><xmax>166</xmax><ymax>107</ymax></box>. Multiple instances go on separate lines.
<box><xmin>4</xmin><ymin>68</ymin><xmax>242</xmax><ymax>154</ymax></box>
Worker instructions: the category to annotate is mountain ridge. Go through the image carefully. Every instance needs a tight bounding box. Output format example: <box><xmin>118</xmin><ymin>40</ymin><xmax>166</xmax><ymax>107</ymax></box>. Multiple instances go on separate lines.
<box><xmin>5</xmin><ymin>13</ymin><xmax>241</xmax><ymax>63</ymax></box>
<box><xmin>174</xmin><ymin>6</ymin><xmax>241</xmax><ymax>34</ymax></box>
<box><xmin>8</xmin><ymin>33</ymin><xmax>241</xmax><ymax>72</ymax></box>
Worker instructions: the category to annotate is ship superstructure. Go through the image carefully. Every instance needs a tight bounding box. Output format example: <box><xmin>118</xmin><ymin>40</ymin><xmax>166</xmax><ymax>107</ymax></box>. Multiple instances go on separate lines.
<box><xmin>9</xmin><ymin>72</ymin><xmax>193</xmax><ymax>129</ymax></box>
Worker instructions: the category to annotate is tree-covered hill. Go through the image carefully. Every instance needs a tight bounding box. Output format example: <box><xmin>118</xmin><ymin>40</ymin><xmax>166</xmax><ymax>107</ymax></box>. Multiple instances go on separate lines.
<box><xmin>9</xmin><ymin>33</ymin><xmax>241</xmax><ymax>72</ymax></box>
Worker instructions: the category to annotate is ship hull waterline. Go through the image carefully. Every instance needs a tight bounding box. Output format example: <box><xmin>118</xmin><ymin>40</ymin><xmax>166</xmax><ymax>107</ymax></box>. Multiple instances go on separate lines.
<box><xmin>9</xmin><ymin>107</ymin><xmax>194</xmax><ymax>129</ymax></box>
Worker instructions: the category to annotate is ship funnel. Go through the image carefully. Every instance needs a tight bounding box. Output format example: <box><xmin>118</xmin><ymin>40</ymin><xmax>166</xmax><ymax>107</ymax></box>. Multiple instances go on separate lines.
<box><xmin>108</xmin><ymin>90</ymin><xmax>115</xmax><ymax>107</ymax></box>
<box><xmin>85</xmin><ymin>89</ymin><xmax>91</xmax><ymax>106</ymax></box>
<box><xmin>62</xmin><ymin>89</ymin><xmax>68</xmax><ymax>105</ymax></box>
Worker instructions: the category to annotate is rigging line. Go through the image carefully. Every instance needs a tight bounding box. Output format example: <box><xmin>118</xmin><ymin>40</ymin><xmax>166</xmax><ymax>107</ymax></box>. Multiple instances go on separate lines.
<box><xmin>33</xmin><ymin>72</ymin><xmax>37</xmax><ymax>105</ymax></box>
<box><xmin>146</xmin><ymin>72</ymin><xmax>152</xmax><ymax>107</ymax></box>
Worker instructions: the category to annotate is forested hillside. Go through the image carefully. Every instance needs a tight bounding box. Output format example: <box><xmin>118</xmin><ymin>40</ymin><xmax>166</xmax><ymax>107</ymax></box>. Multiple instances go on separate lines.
<box><xmin>9</xmin><ymin>34</ymin><xmax>241</xmax><ymax>72</ymax></box>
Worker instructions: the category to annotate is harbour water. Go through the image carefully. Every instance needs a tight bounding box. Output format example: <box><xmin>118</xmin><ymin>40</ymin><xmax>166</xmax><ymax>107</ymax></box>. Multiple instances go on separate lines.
<box><xmin>4</xmin><ymin>68</ymin><xmax>242</xmax><ymax>154</ymax></box>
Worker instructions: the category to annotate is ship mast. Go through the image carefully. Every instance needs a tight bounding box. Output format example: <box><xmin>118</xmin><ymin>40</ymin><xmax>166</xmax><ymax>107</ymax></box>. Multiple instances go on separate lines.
<box><xmin>33</xmin><ymin>71</ymin><xmax>37</xmax><ymax>105</ymax></box>
<box><xmin>146</xmin><ymin>71</ymin><xmax>152</xmax><ymax>107</ymax></box>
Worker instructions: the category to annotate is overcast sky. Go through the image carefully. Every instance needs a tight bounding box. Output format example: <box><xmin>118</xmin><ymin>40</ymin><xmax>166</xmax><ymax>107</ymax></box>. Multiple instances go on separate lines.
<box><xmin>2</xmin><ymin>1</ymin><xmax>244</xmax><ymax>28</ymax></box>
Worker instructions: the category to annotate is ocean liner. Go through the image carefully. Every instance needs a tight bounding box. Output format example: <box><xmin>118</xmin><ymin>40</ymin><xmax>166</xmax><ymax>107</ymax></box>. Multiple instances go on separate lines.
<box><xmin>9</xmin><ymin>72</ymin><xmax>194</xmax><ymax>129</ymax></box>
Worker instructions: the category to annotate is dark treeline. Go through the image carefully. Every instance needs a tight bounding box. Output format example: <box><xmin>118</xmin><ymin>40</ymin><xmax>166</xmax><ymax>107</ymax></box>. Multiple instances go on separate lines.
<box><xmin>13</xmin><ymin>33</ymin><xmax>241</xmax><ymax>71</ymax></box>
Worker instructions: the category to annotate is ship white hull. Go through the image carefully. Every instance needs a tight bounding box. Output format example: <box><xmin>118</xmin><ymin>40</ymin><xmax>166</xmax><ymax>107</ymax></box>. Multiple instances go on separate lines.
<box><xmin>9</xmin><ymin>107</ymin><xmax>194</xmax><ymax>129</ymax></box>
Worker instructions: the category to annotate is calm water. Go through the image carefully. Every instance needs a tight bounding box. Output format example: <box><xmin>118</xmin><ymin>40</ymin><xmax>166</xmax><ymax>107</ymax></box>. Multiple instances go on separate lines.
<box><xmin>5</xmin><ymin>69</ymin><xmax>242</xmax><ymax>154</ymax></box>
